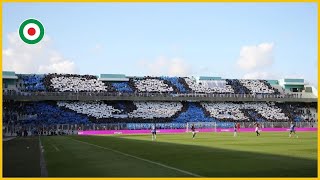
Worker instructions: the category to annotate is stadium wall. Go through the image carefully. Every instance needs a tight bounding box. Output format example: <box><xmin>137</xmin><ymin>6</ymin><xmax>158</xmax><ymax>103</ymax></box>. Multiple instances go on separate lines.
<box><xmin>78</xmin><ymin>128</ymin><xmax>317</xmax><ymax>135</ymax></box>
<box><xmin>4</xmin><ymin>93</ymin><xmax>317</xmax><ymax>102</ymax></box>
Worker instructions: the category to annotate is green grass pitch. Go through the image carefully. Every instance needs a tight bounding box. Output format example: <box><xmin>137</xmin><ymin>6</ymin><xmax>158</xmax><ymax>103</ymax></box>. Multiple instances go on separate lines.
<box><xmin>4</xmin><ymin>132</ymin><xmax>318</xmax><ymax>177</ymax></box>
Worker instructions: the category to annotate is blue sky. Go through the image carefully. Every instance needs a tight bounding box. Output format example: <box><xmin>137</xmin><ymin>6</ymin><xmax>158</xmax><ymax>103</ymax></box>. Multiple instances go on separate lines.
<box><xmin>2</xmin><ymin>3</ymin><xmax>318</xmax><ymax>86</ymax></box>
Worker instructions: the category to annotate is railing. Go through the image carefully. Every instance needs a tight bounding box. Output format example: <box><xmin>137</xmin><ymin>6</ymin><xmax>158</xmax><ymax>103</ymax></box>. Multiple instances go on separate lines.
<box><xmin>3</xmin><ymin>91</ymin><xmax>315</xmax><ymax>100</ymax></box>
<box><xmin>215</xmin><ymin>121</ymin><xmax>317</xmax><ymax>128</ymax></box>
<box><xmin>3</xmin><ymin>121</ymin><xmax>317</xmax><ymax>137</ymax></box>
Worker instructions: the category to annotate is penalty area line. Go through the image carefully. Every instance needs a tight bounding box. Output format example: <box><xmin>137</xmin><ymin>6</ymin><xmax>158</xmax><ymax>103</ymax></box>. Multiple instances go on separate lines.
<box><xmin>68</xmin><ymin>137</ymin><xmax>203</xmax><ymax>177</ymax></box>
<box><xmin>52</xmin><ymin>144</ymin><xmax>60</xmax><ymax>152</ymax></box>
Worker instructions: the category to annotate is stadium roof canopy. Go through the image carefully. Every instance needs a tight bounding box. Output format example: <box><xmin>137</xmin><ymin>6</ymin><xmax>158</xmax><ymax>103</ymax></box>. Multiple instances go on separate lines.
<box><xmin>199</xmin><ymin>76</ymin><xmax>222</xmax><ymax>81</ymax></box>
<box><xmin>99</xmin><ymin>74</ymin><xmax>129</xmax><ymax>81</ymax></box>
<box><xmin>279</xmin><ymin>78</ymin><xmax>305</xmax><ymax>85</ymax></box>
<box><xmin>3</xmin><ymin>71</ymin><xmax>18</xmax><ymax>79</ymax></box>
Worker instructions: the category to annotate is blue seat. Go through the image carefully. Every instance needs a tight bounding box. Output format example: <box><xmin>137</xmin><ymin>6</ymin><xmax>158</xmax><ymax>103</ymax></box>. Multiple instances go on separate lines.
<box><xmin>20</xmin><ymin>74</ymin><xmax>46</xmax><ymax>91</ymax></box>
<box><xmin>173</xmin><ymin>103</ymin><xmax>215</xmax><ymax>123</ymax></box>
<box><xmin>112</xmin><ymin>82</ymin><xmax>133</xmax><ymax>93</ymax></box>
<box><xmin>22</xmin><ymin>102</ymin><xmax>89</xmax><ymax>125</ymax></box>
<box><xmin>160</xmin><ymin>76</ymin><xmax>187</xmax><ymax>93</ymax></box>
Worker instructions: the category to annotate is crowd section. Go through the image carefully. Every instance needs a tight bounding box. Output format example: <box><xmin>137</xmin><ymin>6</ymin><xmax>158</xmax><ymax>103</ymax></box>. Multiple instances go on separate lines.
<box><xmin>10</xmin><ymin>73</ymin><xmax>284</xmax><ymax>95</ymax></box>
<box><xmin>201</xmin><ymin>102</ymin><xmax>289</xmax><ymax>122</ymax></box>
<box><xmin>173</xmin><ymin>103</ymin><xmax>215</xmax><ymax>123</ymax></box>
<box><xmin>57</xmin><ymin>101</ymin><xmax>122</xmax><ymax>119</ymax></box>
<box><xmin>3</xmin><ymin>101</ymin><xmax>89</xmax><ymax>126</ymax></box>
<box><xmin>3</xmin><ymin>101</ymin><xmax>316</xmax><ymax>128</ymax></box>
<box><xmin>225</xmin><ymin>79</ymin><xmax>250</xmax><ymax>94</ymax></box>
<box><xmin>4</xmin><ymin>74</ymin><xmax>317</xmax><ymax>136</ymax></box>
<box><xmin>132</xmin><ymin>77</ymin><xmax>174</xmax><ymax>93</ymax></box>
<box><xmin>129</xmin><ymin>102</ymin><xmax>182</xmax><ymax>119</ymax></box>
<box><xmin>239</xmin><ymin>80</ymin><xmax>276</xmax><ymax>94</ymax></box>
<box><xmin>18</xmin><ymin>74</ymin><xmax>46</xmax><ymax>91</ymax></box>
<box><xmin>261</xmin><ymin>80</ymin><xmax>280</xmax><ymax>94</ymax></box>
<box><xmin>201</xmin><ymin>103</ymin><xmax>246</xmax><ymax>121</ymax></box>
<box><xmin>159</xmin><ymin>77</ymin><xmax>188</xmax><ymax>93</ymax></box>
<box><xmin>57</xmin><ymin>101</ymin><xmax>183</xmax><ymax>120</ymax></box>
<box><xmin>44</xmin><ymin>74</ymin><xmax>109</xmax><ymax>92</ymax></box>
<box><xmin>184</xmin><ymin>78</ymin><xmax>234</xmax><ymax>94</ymax></box>
<box><xmin>276</xmin><ymin>102</ymin><xmax>317</xmax><ymax>122</ymax></box>
<box><xmin>111</xmin><ymin>82</ymin><xmax>133</xmax><ymax>93</ymax></box>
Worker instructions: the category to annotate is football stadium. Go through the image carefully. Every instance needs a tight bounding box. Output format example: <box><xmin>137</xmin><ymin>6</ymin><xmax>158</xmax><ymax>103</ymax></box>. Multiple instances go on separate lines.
<box><xmin>3</xmin><ymin>71</ymin><xmax>318</xmax><ymax>177</ymax></box>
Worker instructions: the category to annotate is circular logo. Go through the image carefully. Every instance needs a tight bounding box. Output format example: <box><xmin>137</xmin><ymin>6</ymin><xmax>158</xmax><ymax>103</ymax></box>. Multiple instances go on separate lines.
<box><xmin>19</xmin><ymin>19</ymin><xmax>44</xmax><ymax>44</ymax></box>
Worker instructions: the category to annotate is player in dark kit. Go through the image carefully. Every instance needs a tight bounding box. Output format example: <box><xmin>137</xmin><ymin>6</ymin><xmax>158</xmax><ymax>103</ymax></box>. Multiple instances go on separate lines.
<box><xmin>254</xmin><ymin>123</ymin><xmax>260</xmax><ymax>136</ymax></box>
<box><xmin>233</xmin><ymin>123</ymin><xmax>238</xmax><ymax>137</ymax></box>
<box><xmin>191</xmin><ymin>124</ymin><xmax>196</xmax><ymax>139</ymax></box>
<box><xmin>289</xmin><ymin>121</ymin><xmax>298</xmax><ymax>138</ymax></box>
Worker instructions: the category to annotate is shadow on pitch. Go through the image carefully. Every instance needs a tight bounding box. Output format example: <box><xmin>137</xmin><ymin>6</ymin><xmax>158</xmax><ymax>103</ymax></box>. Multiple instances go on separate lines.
<box><xmin>70</xmin><ymin>135</ymin><xmax>317</xmax><ymax>177</ymax></box>
<box><xmin>3</xmin><ymin>137</ymin><xmax>41</xmax><ymax>177</ymax></box>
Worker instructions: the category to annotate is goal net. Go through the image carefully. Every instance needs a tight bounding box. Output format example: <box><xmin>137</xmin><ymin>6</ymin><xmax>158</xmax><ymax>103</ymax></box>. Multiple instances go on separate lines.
<box><xmin>186</xmin><ymin>122</ymin><xmax>217</xmax><ymax>133</ymax></box>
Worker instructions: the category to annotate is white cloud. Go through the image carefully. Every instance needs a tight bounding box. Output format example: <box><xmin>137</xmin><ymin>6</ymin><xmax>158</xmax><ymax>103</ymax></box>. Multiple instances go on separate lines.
<box><xmin>242</xmin><ymin>72</ymin><xmax>278</xmax><ymax>80</ymax></box>
<box><xmin>242</xmin><ymin>72</ymin><xmax>308</xmax><ymax>81</ymax></box>
<box><xmin>3</xmin><ymin>32</ymin><xmax>77</xmax><ymax>74</ymax></box>
<box><xmin>138</xmin><ymin>56</ymin><xmax>192</xmax><ymax>76</ymax></box>
<box><xmin>38</xmin><ymin>57</ymin><xmax>76</xmax><ymax>74</ymax></box>
<box><xmin>168</xmin><ymin>58</ymin><xmax>191</xmax><ymax>76</ymax></box>
<box><xmin>90</xmin><ymin>43</ymin><xmax>104</xmax><ymax>54</ymax></box>
<box><xmin>281</xmin><ymin>73</ymin><xmax>304</xmax><ymax>79</ymax></box>
<box><xmin>237</xmin><ymin>42</ymin><xmax>274</xmax><ymax>70</ymax></box>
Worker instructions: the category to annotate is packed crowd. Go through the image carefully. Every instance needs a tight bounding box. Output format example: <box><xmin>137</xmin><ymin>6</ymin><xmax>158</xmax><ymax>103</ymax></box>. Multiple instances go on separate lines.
<box><xmin>9</xmin><ymin>73</ymin><xmax>285</xmax><ymax>95</ymax></box>
<box><xmin>239</xmin><ymin>80</ymin><xmax>275</xmax><ymax>94</ymax></box>
<box><xmin>160</xmin><ymin>77</ymin><xmax>188</xmax><ymax>93</ymax></box>
<box><xmin>128</xmin><ymin>102</ymin><xmax>183</xmax><ymax>119</ymax></box>
<box><xmin>201</xmin><ymin>102</ymin><xmax>289</xmax><ymax>121</ymax></box>
<box><xmin>57</xmin><ymin>101</ymin><xmax>122</xmax><ymax>119</ymax></box>
<box><xmin>184</xmin><ymin>77</ymin><xmax>234</xmax><ymax>94</ymax></box>
<box><xmin>44</xmin><ymin>74</ymin><xmax>109</xmax><ymax>92</ymax></box>
<box><xmin>18</xmin><ymin>74</ymin><xmax>46</xmax><ymax>91</ymax></box>
<box><xmin>276</xmin><ymin>102</ymin><xmax>317</xmax><ymax>122</ymax></box>
<box><xmin>132</xmin><ymin>77</ymin><xmax>174</xmax><ymax>93</ymax></box>
<box><xmin>3</xmin><ymin>101</ymin><xmax>89</xmax><ymax>126</ymax></box>
<box><xmin>3</xmin><ymin>101</ymin><xmax>316</xmax><ymax>127</ymax></box>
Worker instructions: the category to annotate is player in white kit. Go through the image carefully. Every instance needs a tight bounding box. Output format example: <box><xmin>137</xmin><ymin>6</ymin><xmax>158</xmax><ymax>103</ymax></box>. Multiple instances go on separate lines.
<box><xmin>151</xmin><ymin>124</ymin><xmax>157</xmax><ymax>141</ymax></box>
<box><xmin>254</xmin><ymin>123</ymin><xmax>260</xmax><ymax>136</ymax></box>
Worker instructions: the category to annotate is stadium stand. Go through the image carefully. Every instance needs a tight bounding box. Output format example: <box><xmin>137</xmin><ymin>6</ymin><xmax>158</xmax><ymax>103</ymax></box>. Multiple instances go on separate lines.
<box><xmin>201</xmin><ymin>102</ymin><xmax>288</xmax><ymax>121</ymax></box>
<box><xmin>128</xmin><ymin>102</ymin><xmax>183</xmax><ymax>119</ymax></box>
<box><xmin>132</xmin><ymin>77</ymin><xmax>174</xmax><ymax>93</ymax></box>
<box><xmin>18</xmin><ymin>74</ymin><xmax>46</xmax><ymax>91</ymax></box>
<box><xmin>4</xmin><ymin>101</ymin><xmax>89</xmax><ymax>126</ymax></box>
<box><xmin>160</xmin><ymin>76</ymin><xmax>188</xmax><ymax>93</ymax></box>
<box><xmin>4</xmin><ymin>101</ymin><xmax>316</xmax><ymax>125</ymax></box>
<box><xmin>260</xmin><ymin>80</ymin><xmax>280</xmax><ymax>94</ymax></box>
<box><xmin>184</xmin><ymin>77</ymin><xmax>234</xmax><ymax>94</ymax></box>
<box><xmin>43</xmin><ymin>74</ymin><xmax>110</xmax><ymax>92</ymax></box>
<box><xmin>173</xmin><ymin>102</ymin><xmax>215</xmax><ymax>122</ymax></box>
<box><xmin>201</xmin><ymin>102</ymin><xmax>248</xmax><ymax>121</ymax></box>
<box><xmin>3</xmin><ymin>72</ymin><xmax>317</xmax><ymax>134</ymax></box>
<box><xmin>111</xmin><ymin>82</ymin><xmax>133</xmax><ymax>93</ymax></box>
<box><xmin>239</xmin><ymin>80</ymin><xmax>275</xmax><ymax>94</ymax></box>
<box><xmin>7</xmin><ymin>73</ymin><xmax>305</xmax><ymax>96</ymax></box>
<box><xmin>225</xmin><ymin>79</ymin><xmax>250</xmax><ymax>94</ymax></box>
<box><xmin>57</xmin><ymin>101</ymin><xmax>122</xmax><ymax>119</ymax></box>
<box><xmin>276</xmin><ymin>102</ymin><xmax>317</xmax><ymax>122</ymax></box>
<box><xmin>58</xmin><ymin>101</ymin><xmax>184</xmax><ymax>120</ymax></box>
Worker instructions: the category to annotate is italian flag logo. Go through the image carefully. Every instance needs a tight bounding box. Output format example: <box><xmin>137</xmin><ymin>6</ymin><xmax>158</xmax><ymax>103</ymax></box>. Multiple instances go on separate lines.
<box><xmin>19</xmin><ymin>19</ymin><xmax>44</xmax><ymax>44</ymax></box>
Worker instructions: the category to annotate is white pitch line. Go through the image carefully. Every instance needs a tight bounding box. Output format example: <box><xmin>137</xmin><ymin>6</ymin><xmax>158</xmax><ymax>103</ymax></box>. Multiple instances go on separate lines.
<box><xmin>3</xmin><ymin>137</ymin><xmax>16</xmax><ymax>142</ymax></box>
<box><xmin>39</xmin><ymin>136</ymin><xmax>48</xmax><ymax>177</ymax></box>
<box><xmin>52</xmin><ymin>144</ymin><xmax>60</xmax><ymax>152</ymax></box>
<box><xmin>69</xmin><ymin>138</ymin><xmax>202</xmax><ymax>177</ymax></box>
